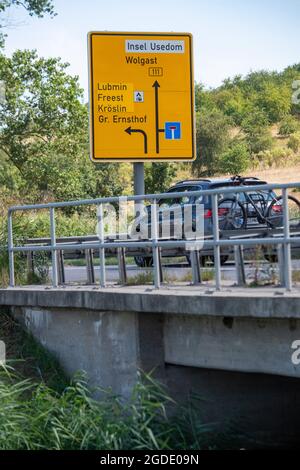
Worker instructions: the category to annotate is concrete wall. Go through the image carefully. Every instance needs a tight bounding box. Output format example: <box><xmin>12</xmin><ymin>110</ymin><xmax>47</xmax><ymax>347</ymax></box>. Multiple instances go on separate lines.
<box><xmin>2</xmin><ymin>286</ymin><xmax>300</xmax><ymax>441</ymax></box>
<box><xmin>11</xmin><ymin>306</ymin><xmax>165</xmax><ymax>398</ymax></box>
<box><xmin>164</xmin><ymin>315</ymin><xmax>300</xmax><ymax>377</ymax></box>
<box><xmin>11</xmin><ymin>303</ymin><xmax>300</xmax><ymax>386</ymax></box>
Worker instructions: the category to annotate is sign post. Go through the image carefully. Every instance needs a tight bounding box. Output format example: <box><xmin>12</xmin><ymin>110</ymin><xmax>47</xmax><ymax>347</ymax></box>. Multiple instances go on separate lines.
<box><xmin>88</xmin><ymin>31</ymin><xmax>195</xmax><ymax>194</ymax></box>
<box><xmin>134</xmin><ymin>162</ymin><xmax>144</xmax><ymax>195</ymax></box>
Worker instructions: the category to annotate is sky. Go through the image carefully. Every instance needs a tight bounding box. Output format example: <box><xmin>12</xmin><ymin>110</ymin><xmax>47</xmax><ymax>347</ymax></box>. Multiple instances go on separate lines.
<box><xmin>2</xmin><ymin>0</ymin><xmax>300</xmax><ymax>99</ymax></box>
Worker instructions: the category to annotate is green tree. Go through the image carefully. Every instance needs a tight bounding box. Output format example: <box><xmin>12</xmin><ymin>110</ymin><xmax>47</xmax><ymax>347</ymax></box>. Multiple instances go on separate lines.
<box><xmin>241</xmin><ymin>109</ymin><xmax>273</xmax><ymax>155</ymax></box>
<box><xmin>145</xmin><ymin>163</ymin><xmax>177</xmax><ymax>194</ymax></box>
<box><xmin>212</xmin><ymin>87</ymin><xmax>246</xmax><ymax>125</ymax></box>
<box><xmin>0</xmin><ymin>0</ymin><xmax>55</xmax><ymax>47</ymax></box>
<box><xmin>254</xmin><ymin>82</ymin><xmax>291</xmax><ymax>123</ymax></box>
<box><xmin>0</xmin><ymin>49</ymin><xmax>87</xmax><ymax>172</ymax></box>
<box><xmin>0</xmin><ymin>149</ymin><xmax>23</xmax><ymax>190</ymax></box>
<box><xmin>193</xmin><ymin>109</ymin><xmax>231</xmax><ymax>176</ymax></box>
<box><xmin>213</xmin><ymin>67</ymin><xmax>299</xmax><ymax>125</ymax></box>
<box><xmin>194</xmin><ymin>83</ymin><xmax>215</xmax><ymax>113</ymax></box>
<box><xmin>0</xmin><ymin>49</ymin><xmax>132</xmax><ymax>203</ymax></box>
<box><xmin>219</xmin><ymin>141</ymin><xmax>250</xmax><ymax>174</ymax></box>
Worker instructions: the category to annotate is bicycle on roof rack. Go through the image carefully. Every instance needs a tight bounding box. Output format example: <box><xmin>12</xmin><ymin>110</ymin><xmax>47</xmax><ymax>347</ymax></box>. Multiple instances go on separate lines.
<box><xmin>217</xmin><ymin>175</ymin><xmax>300</xmax><ymax>230</ymax></box>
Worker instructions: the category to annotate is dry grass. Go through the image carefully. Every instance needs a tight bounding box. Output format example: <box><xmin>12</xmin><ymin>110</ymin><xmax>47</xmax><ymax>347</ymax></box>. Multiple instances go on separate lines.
<box><xmin>173</xmin><ymin>164</ymin><xmax>300</xmax><ymax>202</ymax></box>
<box><xmin>243</xmin><ymin>165</ymin><xmax>300</xmax><ymax>185</ymax></box>
<box><xmin>292</xmin><ymin>271</ymin><xmax>300</xmax><ymax>283</ymax></box>
<box><xmin>241</xmin><ymin>165</ymin><xmax>300</xmax><ymax>199</ymax></box>
<box><xmin>126</xmin><ymin>271</ymin><xmax>154</xmax><ymax>286</ymax></box>
<box><xmin>175</xmin><ymin>162</ymin><xmax>300</xmax><ymax>197</ymax></box>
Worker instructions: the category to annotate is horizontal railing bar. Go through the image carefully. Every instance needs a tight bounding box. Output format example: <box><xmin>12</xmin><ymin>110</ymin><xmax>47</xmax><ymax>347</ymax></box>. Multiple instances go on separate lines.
<box><xmin>24</xmin><ymin>229</ymin><xmax>300</xmax><ymax>246</ymax></box>
<box><xmin>11</xmin><ymin>236</ymin><xmax>300</xmax><ymax>253</ymax></box>
<box><xmin>25</xmin><ymin>234</ymin><xmax>129</xmax><ymax>244</ymax></box>
<box><xmin>7</xmin><ymin>180</ymin><xmax>300</xmax><ymax>291</ymax></box>
<box><xmin>8</xmin><ymin>181</ymin><xmax>300</xmax><ymax>213</ymax></box>
<box><xmin>216</xmin><ymin>237</ymin><xmax>300</xmax><ymax>247</ymax></box>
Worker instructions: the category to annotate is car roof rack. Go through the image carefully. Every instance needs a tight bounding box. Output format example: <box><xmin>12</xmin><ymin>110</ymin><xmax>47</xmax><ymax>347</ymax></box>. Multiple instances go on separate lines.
<box><xmin>175</xmin><ymin>178</ymin><xmax>211</xmax><ymax>184</ymax></box>
<box><xmin>172</xmin><ymin>176</ymin><xmax>267</xmax><ymax>188</ymax></box>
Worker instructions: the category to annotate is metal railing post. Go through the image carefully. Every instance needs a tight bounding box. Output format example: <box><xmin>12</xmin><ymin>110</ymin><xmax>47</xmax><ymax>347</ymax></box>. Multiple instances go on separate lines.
<box><xmin>117</xmin><ymin>247</ymin><xmax>127</xmax><ymax>285</ymax></box>
<box><xmin>282</xmin><ymin>188</ymin><xmax>292</xmax><ymax>291</ymax></box>
<box><xmin>85</xmin><ymin>249</ymin><xmax>95</xmax><ymax>284</ymax></box>
<box><xmin>158</xmin><ymin>247</ymin><xmax>164</xmax><ymax>283</ymax></box>
<box><xmin>8</xmin><ymin>210</ymin><xmax>15</xmax><ymax>287</ymax></box>
<box><xmin>151</xmin><ymin>199</ymin><xmax>160</xmax><ymax>289</ymax></box>
<box><xmin>191</xmin><ymin>250</ymin><xmax>201</xmax><ymax>284</ymax></box>
<box><xmin>212</xmin><ymin>194</ymin><xmax>221</xmax><ymax>290</ymax></box>
<box><xmin>50</xmin><ymin>207</ymin><xmax>58</xmax><ymax>288</ymax></box>
<box><xmin>97</xmin><ymin>204</ymin><xmax>106</xmax><ymax>287</ymax></box>
<box><xmin>277</xmin><ymin>244</ymin><xmax>285</xmax><ymax>286</ymax></box>
<box><xmin>234</xmin><ymin>245</ymin><xmax>246</xmax><ymax>286</ymax></box>
<box><xmin>57</xmin><ymin>250</ymin><xmax>65</xmax><ymax>285</ymax></box>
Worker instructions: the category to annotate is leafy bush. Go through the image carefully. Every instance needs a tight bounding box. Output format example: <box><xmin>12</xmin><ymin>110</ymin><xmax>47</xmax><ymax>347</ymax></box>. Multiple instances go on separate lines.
<box><xmin>193</xmin><ymin>109</ymin><xmax>232</xmax><ymax>176</ymax></box>
<box><xmin>254</xmin><ymin>82</ymin><xmax>291</xmax><ymax>123</ymax></box>
<box><xmin>219</xmin><ymin>141</ymin><xmax>250</xmax><ymax>174</ymax></box>
<box><xmin>253</xmin><ymin>147</ymin><xmax>295</xmax><ymax>169</ymax></box>
<box><xmin>278</xmin><ymin>116</ymin><xmax>300</xmax><ymax>137</ymax></box>
<box><xmin>0</xmin><ymin>211</ymin><xmax>97</xmax><ymax>286</ymax></box>
<box><xmin>0</xmin><ymin>216</ymin><xmax>29</xmax><ymax>286</ymax></box>
<box><xmin>145</xmin><ymin>163</ymin><xmax>177</xmax><ymax>194</ymax></box>
<box><xmin>287</xmin><ymin>132</ymin><xmax>300</xmax><ymax>154</ymax></box>
<box><xmin>241</xmin><ymin>109</ymin><xmax>273</xmax><ymax>155</ymax></box>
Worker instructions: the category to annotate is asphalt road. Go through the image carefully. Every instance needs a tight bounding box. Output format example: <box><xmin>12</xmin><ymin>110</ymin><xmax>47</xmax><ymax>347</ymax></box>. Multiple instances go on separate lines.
<box><xmin>57</xmin><ymin>260</ymin><xmax>300</xmax><ymax>284</ymax></box>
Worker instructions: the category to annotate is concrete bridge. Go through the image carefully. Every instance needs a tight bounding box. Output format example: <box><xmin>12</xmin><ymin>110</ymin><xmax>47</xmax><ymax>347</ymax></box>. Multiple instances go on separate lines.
<box><xmin>1</xmin><ymin>284</ymin><xmax>300</xmax><ymax>441</ymax></box>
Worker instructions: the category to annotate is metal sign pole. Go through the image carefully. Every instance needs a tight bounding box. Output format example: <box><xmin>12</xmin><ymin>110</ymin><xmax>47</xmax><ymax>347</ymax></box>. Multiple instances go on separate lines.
<box><xmin>133</xmin><ymin>162</ymin><xmax>145</xmax><ymax>227</ymax></box>
<box><xmin>133</xmin><ymin>162</ymin><xmax>145</xmax><ymax>196</ymax></box>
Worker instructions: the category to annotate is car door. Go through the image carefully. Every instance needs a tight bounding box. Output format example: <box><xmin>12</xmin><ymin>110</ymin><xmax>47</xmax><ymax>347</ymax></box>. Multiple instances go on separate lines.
<box><xmin>158</xmin><ymin>186</ymin><xmax>198</xmax><ymax>239</ymax></box>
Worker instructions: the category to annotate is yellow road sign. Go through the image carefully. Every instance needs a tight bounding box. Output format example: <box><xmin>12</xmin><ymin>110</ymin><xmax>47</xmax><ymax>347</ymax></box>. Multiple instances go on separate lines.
<box><xmin>88</xmin><ymin>32</ymin><xmax>195</xmax><ymax>162</ymax></box>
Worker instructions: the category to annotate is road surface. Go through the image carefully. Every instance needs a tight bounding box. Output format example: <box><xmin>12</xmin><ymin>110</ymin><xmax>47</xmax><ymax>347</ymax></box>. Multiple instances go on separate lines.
<box><xmin>51</xmin><ymin>260</ymin><xmax>300</xmax><ymax>284</ymax></box>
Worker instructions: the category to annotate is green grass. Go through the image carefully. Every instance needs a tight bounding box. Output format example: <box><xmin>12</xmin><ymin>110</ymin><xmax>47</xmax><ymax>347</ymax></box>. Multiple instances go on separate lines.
<box><xmin>0</xmin><ymin>309</ymin><xmax>213</xmax><ymax>450</ymax></box>
<box><xmin>65</xmin><ymin>256</ymin><xmax>135</xmax><ymax>267</ymax></box>
<box><xmin>64</xmin><ymin>256</ymin><xmax>187</xmax><ymax>267</ymax></box>
<box><xmin>0</xmin><ymin>309</ymin><xmax>68</xmax><ymax>392</ymax></box>
<box><xmin>0</xmin><ymin>365</ymin><xmax>218</xmax><ymax>450</ymax></box>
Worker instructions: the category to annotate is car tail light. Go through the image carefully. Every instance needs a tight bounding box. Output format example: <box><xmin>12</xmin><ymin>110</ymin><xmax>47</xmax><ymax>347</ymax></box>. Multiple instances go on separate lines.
<box><xmin>272</xmin><ymin>204</ymin><xmax>283</xmax><ymax>213</ymax></box>
<box><xmin>218</xmin><ymin>207</ymin><xmax>229</xmax><ymax>216</ymax></box>
<box><xmin>204</xmin><ymin>209</ymin><xmax>213</xmax><ymax>219</ymax></box>
<box><xmin>204</xmin><ymin>208</ymin><xmax>229</xmax><ymax>219</ymax></box>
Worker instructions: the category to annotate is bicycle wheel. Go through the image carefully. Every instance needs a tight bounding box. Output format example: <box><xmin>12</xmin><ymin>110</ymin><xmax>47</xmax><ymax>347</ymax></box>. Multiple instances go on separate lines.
<box><xmin>201</xmin><ymin>255</ymin><xmax>229</xmax><ymax>266</ymax></box>
<box><xmin>267</xmin><ymin>195</ymin><xmax>300</xmax><ymax>229</ymax></box>
<box><xmin>218</xmin><ymin>198</ymin><xmax>247</xmax><ymax>230</ymax></box>
<box><xmin>134</xmin><ymin>255</ymin><xmax>153</xmax><ymax>267</ymax></box>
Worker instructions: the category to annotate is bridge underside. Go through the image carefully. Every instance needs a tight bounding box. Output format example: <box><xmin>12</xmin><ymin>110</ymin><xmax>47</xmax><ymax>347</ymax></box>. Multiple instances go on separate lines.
<box><xmin>1</xmin><ymin>285</ymin><xmax>300</xmax><ymax>444</ymax></box>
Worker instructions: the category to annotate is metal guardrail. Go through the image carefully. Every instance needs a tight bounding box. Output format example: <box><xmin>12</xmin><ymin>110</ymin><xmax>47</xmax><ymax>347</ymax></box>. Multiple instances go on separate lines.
<box><xmin>7</xmin><ymin>181</ymin><xmax>300</xmax><ymax>291</ymax></box>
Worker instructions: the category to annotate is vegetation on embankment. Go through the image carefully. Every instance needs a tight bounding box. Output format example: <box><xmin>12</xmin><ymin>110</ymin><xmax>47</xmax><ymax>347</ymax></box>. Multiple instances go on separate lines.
<box><xmin>0</xmin><ymin>310</ymin><xmax>213</xmax><ymax>450</ymax></box>
<box><xmin>0</xmin><ymin>309</ymin><xmax>286</xmax><ymax>450</ymax></box>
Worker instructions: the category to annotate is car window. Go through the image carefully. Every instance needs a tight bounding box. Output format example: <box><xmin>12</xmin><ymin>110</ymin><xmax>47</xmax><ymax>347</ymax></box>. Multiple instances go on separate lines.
<box><xmin>209</xmin><ymin>187</ymin><xmax>276</xmax><ymax>204</ymax></box>
<box><xmin>210</xmin><ymin>186</ymin><xmax>242</xmax><ymax>201</ymax></box>
<box><xmin>249</xmin><ymin>190</ymin><xmax>276</xmax><ymax>201</ymax></box>
<box><xmin>159</xmin><ymin>186</ymin><xmax>202</xmax><ymax>207</ymax></box>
